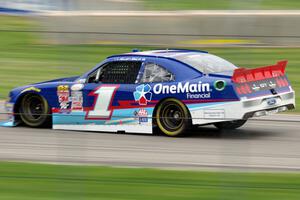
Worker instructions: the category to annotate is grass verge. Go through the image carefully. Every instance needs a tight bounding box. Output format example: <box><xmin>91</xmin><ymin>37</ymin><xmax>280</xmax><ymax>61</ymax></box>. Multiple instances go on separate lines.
<box><xmin>0</xmin><ymin>161</ymin><xmax>300</xmax><ymax>200</ymax></box>
<box><xmin>143</xmin><ymin>0</ymin><xmax>300</xmax><ymax>10</ymax></box>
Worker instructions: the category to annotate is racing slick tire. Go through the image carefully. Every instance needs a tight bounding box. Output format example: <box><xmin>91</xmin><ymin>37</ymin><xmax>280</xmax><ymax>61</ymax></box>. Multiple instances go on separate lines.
<box><xmin>19</xmin><ymin>93</ymin><xmax>51</xmax><ymax>127</ymax></box>
<box><xmin>214</xmin><ymin>120</ymin><xmax>247</xmax><ymax>130</ymax></box>
<box><xmin>155</xmin><ymin>98</ymin><xmax>191</xmax><ymax>137</ymax></box>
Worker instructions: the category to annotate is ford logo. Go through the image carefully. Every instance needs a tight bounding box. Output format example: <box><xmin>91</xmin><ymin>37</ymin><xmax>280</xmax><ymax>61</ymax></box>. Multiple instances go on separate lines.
<box><xmin>267</xmin><ymin>98</ymin><xmax>277</xmax><ymax>106</ymax></box>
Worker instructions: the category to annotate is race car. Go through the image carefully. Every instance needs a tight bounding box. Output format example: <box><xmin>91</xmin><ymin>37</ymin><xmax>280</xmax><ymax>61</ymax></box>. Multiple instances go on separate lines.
<box><xmin>1</xmin><ymin>49</ymin><xmax>295</xmax><ymax>136</ymax></box>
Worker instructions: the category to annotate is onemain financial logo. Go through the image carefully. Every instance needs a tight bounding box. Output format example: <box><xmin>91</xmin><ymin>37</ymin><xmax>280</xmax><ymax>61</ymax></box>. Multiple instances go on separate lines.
<box><xmin>153</xmin><ymin>82</ymin><xmax>212</xmax><ymax>99</ymax></box>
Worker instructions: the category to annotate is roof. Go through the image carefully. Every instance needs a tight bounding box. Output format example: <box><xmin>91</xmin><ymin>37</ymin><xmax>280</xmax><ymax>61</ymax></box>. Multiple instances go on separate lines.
<box><xmin>107</xmin><ymin>49</ymin><xmax>208</xmax><ymax>59</ymax></box>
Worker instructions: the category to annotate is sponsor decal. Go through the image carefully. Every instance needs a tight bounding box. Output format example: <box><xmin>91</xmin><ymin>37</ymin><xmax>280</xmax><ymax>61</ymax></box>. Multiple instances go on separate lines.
<box><xmin>57</xmin><ymin>85</ymin><xmax>70</xmax><ymax>109</ymax></box>
<box><xmin>4</xmin><ymin>102</ymin><xmax>14</xmax><ymax>113</ymax></box>
<box><xmin>269</xmin><ymin>81</ymin><xmax>277</xmax><ymax>88</ymax></box>
<box><xmin>134</xmin><ymin>84</ymin><xmax>152</xmax><ymax>105</ymax></box>
<box><xmin>114</xmin><ymin>57</ymin><xmax>146</xmax><ymax>61</ymax></box>
<box><xmin>3</xmin><ymin>102</ymin><xmax>15</xmax><ymax>122</ymax></box>
<box><xmin>57</xmin><ymin>85</ymin><xmax>69</xmax><ymax>92</ymax></box>
<box><xmin>134</xmin><ymin>108</ymin><xmax>148</xmax><ymax>123</ymax></box>
<box><xmin>153</xmin><ymin>82</ymin><xmax>211</xmax><ymax>99</ymax></box>
<box><xmin>266</xmin><ymin>97</ymin><xmax>277</xmax><ymax>106</ymax></box>
<box><xmin>71</xmin><ymin>91</ymin><xmax>83</xmax><ymax>110</ymax></box>
<box><xmin>21</xmin><ymin>86</ymin><xmax>41</xmax><ymax>94</ymax></box>
<box><xmin>71</xmin><ymin>83</ymin><xmax>84</xmax><ymax>91</ymax></box>
<box><xmin>58</xmin><ymin>109</ymin><xmax>71</xmax><ymax>114</ymax></box>
<box><xmin>204</xmin><ymin>109</ymin><xmax>225</xmax><ymax>119</ymax></box>
<box><xmin>187</xmin><ymin>93</ymin><xmax>211</xmax><ymax>99</ymax></box>
<box><xmin>5</xmin><ymin>113</ymin><xmax>15</xmax><ymax>122</ymax></box>
<box><xmin>251</xmin><ymin>80</ymin><xmax>277</xmax><ymax>92</ymax></box>
<box><xmin>76</xmin><ymin>79</ymin><xmax>86</xmax><ymax>84</ymax></box>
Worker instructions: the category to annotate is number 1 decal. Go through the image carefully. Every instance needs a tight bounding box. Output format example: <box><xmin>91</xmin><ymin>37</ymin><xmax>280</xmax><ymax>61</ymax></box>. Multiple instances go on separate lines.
<box><xmin>86</xmin><ymin>85</ymin><xmax>119</xmax><ymax>120</ymax></box>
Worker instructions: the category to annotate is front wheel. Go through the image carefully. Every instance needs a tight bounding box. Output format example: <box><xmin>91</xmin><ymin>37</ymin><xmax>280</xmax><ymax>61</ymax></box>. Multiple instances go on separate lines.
<box><xmin>19</xmin><ymin>94</ymin><xmax>51</xmax><ymax>127</ymax></box>
<box><xmin>155</xmin><ymin>99</ymin><xmax>191</xmax><ymax>137</ymax></box>
<box><xmin>214</xmin><ymin>120</ymin><xmax>247</xmax><ymax>130</ymax></box>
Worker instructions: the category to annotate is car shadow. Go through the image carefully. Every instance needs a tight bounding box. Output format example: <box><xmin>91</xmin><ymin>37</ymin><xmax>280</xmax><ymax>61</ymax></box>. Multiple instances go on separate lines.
<box><xmin>186</xmin><ymin>125</ymin><xmax>280</xmax><ymax>140</ymax></box>
<box><xmin>8</xmin><ymin>124</ymin><xmax>281</xmax><ymax>140</ymax></box>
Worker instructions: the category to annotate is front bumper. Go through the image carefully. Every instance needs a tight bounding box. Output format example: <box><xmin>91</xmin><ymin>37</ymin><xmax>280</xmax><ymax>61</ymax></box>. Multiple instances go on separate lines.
<box><xmin>0</xmin><ymin>101</ymin><xmax>16</xmax><ymax>127</ymax></box>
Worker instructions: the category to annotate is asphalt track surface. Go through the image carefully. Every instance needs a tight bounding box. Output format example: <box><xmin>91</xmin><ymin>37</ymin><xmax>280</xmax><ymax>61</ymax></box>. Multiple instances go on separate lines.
<box><xmin>0</xmin><ymin>102</ymin><xmax>300</xmax><ymax>171</ymax></box>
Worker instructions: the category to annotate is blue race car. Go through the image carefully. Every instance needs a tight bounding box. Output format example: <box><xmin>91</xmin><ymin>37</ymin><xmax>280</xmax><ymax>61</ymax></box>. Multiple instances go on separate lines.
<box><xmin>2</xmin><ymin>49</ymin><xmax>295</xmax><ymax>136</ymax></box>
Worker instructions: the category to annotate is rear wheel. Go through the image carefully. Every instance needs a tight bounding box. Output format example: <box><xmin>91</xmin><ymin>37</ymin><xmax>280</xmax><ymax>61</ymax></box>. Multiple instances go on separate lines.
<box><xmin>19</xmin><ymin>94</ymin><xmax>51</xmax><ymax>127</ymax></box>
<box><xmin>155</xmin><ymin>99</ymin><xmax>191</xmax><ymax>137</ymax></box>
<box><xmin>214</xmin><ymin>120</ymin><xmax>247</xmax><ymax>130</ymax></box>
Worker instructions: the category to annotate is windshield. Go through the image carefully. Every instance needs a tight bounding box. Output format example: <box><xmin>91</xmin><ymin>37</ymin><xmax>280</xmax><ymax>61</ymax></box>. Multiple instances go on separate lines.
<box><xmin>172</xmin><ymin>53</ymin><xmax>237</xmax><ymax>74</ymax></box>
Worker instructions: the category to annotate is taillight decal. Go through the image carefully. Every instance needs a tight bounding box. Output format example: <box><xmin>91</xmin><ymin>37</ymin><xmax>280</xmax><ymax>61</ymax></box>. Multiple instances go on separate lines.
<box><xmin>236</xmin><ymin>76</ymin><xmax>289</xmax><ymax>95</ymax></box>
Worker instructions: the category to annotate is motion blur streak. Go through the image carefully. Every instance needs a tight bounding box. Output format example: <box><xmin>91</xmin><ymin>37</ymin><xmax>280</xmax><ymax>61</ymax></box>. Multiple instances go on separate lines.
<box><xmin>0</xmin><ymin>115</ymin><xmax>300</xmax><ymax>171</ymax></box>
<box><xmin>1</xmin><ymin>1</ymin><xmax>300</xmax><ymax>200</ymax></box>
<box><xmin>35</xmin><ymin>13</ymin><xmax>300</xmax><ymax>46</ymax></box>
<box><xmin>0</xmin><ymin>121</ymin><xmax>300</xmax><ymax>171</ymax></box>
<box><xmin>1</xmin><ymin>95</ymin><xmax>299</xmax><ymax>171</ymax></box>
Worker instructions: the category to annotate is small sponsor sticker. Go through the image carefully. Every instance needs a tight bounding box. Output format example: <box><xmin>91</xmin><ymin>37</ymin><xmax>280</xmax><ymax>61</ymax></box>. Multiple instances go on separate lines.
<box><xmin>21</xmin><ymin>87</ymin><xmax>41</xmax><ymax>94</ymax></box>
<box><xmin>134</xmin><ymin>84</ymin><xmax>152</xmax><ymax>105</ymax></box>
<box><xmin>71</xmin><ymin>91</ymin><xmax>83</xmax><ymax>110</ymax></box>
<box><xmin>71</xmin><ymin>83</ymin><xmax>84</xmax><ymax>91</ymax></box>
<box><xmin>204</xmin><ymin>109</ymin><xmax>225</xmax><ymax>119</ymax></box>
<box><xmin>57</xmin><ymin>85</ymin><xmax>70</xmax><ymax>109</ymax></box>
<box><xmin>76</xmin><ymin>79</ymin><xmax>86</xmax><ymax>84</ymax></box>
<box><xmin>4</xmin><ymin>102</ymin><xmax>14</xmax><ymax>113</ymax></box>
<box><xmin>134</xmin><ymin>108</ymin><xmax>148</xmax><ymax>123</ymax></box>
<box><xmin>266</xmin><ymin>97</ymin><xmax>277</xmax><ymax>106</ymax></box>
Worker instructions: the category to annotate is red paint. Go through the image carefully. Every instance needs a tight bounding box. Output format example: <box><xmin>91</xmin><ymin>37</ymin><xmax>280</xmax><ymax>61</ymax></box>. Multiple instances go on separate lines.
<box><xmin>232</xmin><ymin>60</ymin><xmax>287</xmax><ymax>83</ymax></box>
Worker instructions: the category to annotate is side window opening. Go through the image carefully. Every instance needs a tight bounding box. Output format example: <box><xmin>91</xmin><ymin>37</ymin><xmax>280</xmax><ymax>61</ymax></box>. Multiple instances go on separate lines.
<box><xmin>140</xmin><ymin>63</ymin><xmax>175</xmax><ymax>83</ymax></box>
<box><xmin>88</xmin><ymin>61</ymin><xmax>141</xmax><ymax>84</ymax></box>
<box><xmin>87</xmin><ymin>70</ymin><xmax>99</xmax><ymax>83</ymax></box>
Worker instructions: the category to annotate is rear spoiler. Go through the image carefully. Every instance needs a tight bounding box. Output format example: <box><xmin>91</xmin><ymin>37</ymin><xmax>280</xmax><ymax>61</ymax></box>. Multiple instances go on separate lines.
<box><xmin>232</xmin><ymin>60</ymin><xmax>287</xmax><ymax>83</ymax></box>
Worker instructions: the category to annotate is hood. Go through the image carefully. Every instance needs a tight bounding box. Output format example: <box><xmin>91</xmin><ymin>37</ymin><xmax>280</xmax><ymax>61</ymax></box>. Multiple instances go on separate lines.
<box><xmin>9</xmin><ymin>76</ymin><xmax>80</xmax><ymax>101</ymax></box>
<box><xmin>33</xmin><ymin>76</ymin><xmax>80</xmax><ymax>84</ymax></box>
<box><xmin>9</xmin><ymin>76</ymin><xmax>80</xmax><ymax>98</ymax></box>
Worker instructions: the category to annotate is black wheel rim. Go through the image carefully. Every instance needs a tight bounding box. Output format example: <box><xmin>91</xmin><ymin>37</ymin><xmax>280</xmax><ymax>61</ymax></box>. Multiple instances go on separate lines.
<box><xmin>160</xmin><ymin>103</ymin><xmax>184</xmax><ymax>131</ymax></box>
<box><xmin>23</xmin><ymin>95</ymin><xmax>45</xmax><ymax>122</ymax></box>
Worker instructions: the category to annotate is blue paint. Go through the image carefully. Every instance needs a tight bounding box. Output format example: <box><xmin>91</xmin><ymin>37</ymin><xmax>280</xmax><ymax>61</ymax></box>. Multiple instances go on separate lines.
<box><xmin>3</xmin><ymin>49</ymin><xmax>292</xmax><ymax>127</ymax></box>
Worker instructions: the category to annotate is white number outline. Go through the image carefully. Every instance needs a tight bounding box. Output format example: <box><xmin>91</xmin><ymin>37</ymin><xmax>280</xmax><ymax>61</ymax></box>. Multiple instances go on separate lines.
<box><xmin>85</xmin><ymin>85</ymin><xmax>120</xmax><ymax>120</ymax></box>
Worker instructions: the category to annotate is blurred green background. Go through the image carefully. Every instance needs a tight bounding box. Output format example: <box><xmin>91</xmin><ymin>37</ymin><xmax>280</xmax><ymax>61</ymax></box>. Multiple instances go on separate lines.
<box><xmin>143</xmin><ymin>0</ymin><xmax>300</xmax><ymax>10</ymax></box>
<box><xmin>0</xmin><ymin>15</ymin><xmax>298</xmax><ymax>111</ymax></box>
<box><xmin>0</xmin><ymin>7</ymin><xmax>300</xmax><ymax>200</ymax></box>
<box><xmin>1</xmin><ymin>162</ymin><xmax>300</xmax><ymax>200</ymax></box>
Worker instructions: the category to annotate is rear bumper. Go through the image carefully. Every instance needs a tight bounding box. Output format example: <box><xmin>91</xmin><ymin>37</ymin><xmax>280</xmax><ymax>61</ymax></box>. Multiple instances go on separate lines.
<box><xmin>243</xmin><ymin>104</ymin><xmax>295</xmax><ymax>119</ymax></box>
<box><xmin>241</xmin><ymin>90</ymin><xmax>295</xmax><ymax>119</ymax></box>
<box><xmin>189</xmin><ymin>90</ymin><xmax>295</xmax><ymax>125</ymax></box>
